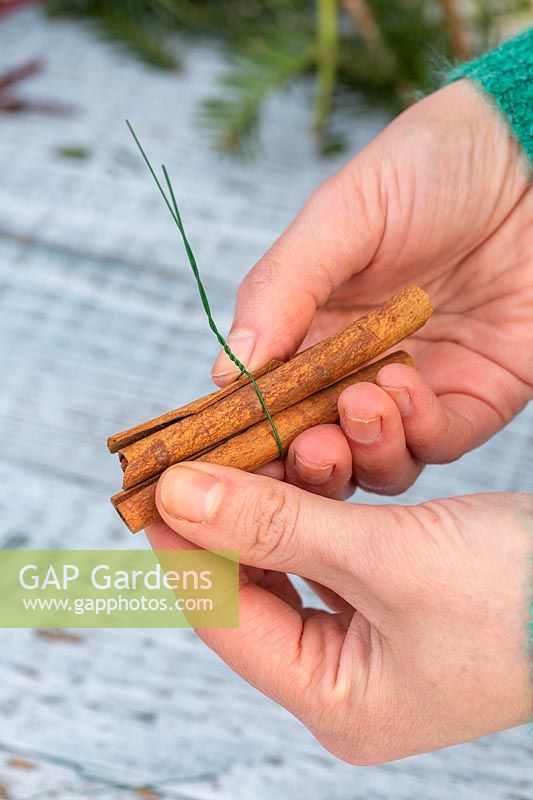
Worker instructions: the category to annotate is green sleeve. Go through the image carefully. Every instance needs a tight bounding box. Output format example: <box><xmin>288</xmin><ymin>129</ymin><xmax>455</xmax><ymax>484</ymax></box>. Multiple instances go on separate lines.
<box><xmin>447</xmin><ymin>28</ymin><xmax>533</xmax><ymax>164</ymax></box>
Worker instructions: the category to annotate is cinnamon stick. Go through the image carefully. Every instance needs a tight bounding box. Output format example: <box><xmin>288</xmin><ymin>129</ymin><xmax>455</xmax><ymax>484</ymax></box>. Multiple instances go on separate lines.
<box><xmin>111</xmin><ymin>350</ymin><xmax>414</xmax><ymax>533</ymax></box>
<box><xmin>117</xmin><ymin>285</ymin><xmax>431</xmax><ymax>490</ymax></box>
<box><xmin>107</xmin><ymin>358</ymin><xmax>282</xmax><ymax>452</ymax></box>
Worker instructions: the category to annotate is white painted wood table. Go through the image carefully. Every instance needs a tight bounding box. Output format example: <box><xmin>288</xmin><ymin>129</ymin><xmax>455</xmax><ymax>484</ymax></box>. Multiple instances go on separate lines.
<box><xmin>0</xmin><ymin>8</ymin><xmax>531</xmax><ymax>800</ymax></box>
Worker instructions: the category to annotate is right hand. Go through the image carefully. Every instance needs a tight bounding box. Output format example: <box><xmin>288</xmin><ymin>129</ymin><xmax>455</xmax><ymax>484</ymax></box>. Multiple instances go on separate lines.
<box><xmin>148</xmin><ymin>465</ymin><xmax>533</xmax><ymax>763</ymax></box>
<box><xmin>211</xmin><ymin>79</ymin><xmax>533</xmax><ymax>499</ymax></box>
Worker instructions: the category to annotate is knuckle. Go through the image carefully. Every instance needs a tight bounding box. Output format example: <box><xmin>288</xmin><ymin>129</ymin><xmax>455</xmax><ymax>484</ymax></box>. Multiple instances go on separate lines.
<box><xmin>356</xmin><ymin>476</ymin><xmax>401</xmax><ymax>496</ymax></box>
<box><xmin>239</xmin><ymin>255</ymin><xmax>284</xmax><ymax>301</ymax></box>
<box><xmin>244</xmin><ymin>485</ymin><xmax>299</xmax><ymax>567</ymax></box>
<box><xmin>409</xmin><ymin>421</ymin><xmax>441</xmax><ymax>453</ymax></box>
<box><xmin>356</xmin><ymin>470</ymin><xmax>420</xmax><ymax>496</ymax></box>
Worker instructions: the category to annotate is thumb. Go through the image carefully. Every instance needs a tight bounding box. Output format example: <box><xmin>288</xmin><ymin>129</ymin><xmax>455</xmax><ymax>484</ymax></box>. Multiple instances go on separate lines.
<box><xmin>147</xmin><ymin>515</ymin><xmax>356</xmax><ymax>717</ymax></box>
<box><xmin>154</xmin><ymin>461</ymin><xmax>388</xmax><ymax>605</ymax></box>
<box><xmin>211</xmin><ymin>153</ymin><xmax>385</xmax><ymax>385</ymax></box>
<box><xmin>152</xmin><ymin>462</ymin><xmax>398</xmax><ymax>717</ymax></box>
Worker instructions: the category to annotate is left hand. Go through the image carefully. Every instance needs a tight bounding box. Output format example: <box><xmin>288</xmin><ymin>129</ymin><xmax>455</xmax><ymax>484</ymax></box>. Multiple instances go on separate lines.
<box><xmin>209</xmin><ymin>82</ymin><xmax>533</xmax><ymax>498</ymax></box>
<box><xmin>146</xmin><ymin>462</ymin><xmax>532</xmax><ymax>764</ymax></box>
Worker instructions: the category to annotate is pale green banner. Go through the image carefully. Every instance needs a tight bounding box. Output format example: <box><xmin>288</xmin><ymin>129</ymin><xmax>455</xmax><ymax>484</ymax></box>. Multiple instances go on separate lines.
<box><xmin>0</xmin><ymin>550</ymin><xmax>239</xmax><ymax>628</ymax></box>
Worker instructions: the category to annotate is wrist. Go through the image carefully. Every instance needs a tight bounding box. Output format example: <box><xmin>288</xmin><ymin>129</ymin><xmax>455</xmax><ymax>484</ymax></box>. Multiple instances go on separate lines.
<box><xmin>446</xmin><ymin>29</ymin><xmax>533</xmax><ymax>167</ymax></box>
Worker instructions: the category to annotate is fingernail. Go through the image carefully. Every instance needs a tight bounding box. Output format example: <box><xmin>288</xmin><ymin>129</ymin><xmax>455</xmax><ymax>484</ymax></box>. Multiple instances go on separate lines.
<box><xmin>294</xmin><ymin>452</ymin><xmax>334</xmax><ymax>485</ymax></box>
<box><xmin>212</xmin><ymin>329</ymin><xmax>256</xmax><ymax>379</ymax></box>
<box><xmin>159</xmin><ymin>466</ymin><xmax>221</xmax><ymax>523</ymax></box>
<box><xmin>342</xmin><ymin>413</ymin><xmax>382</xmax><ymax>443</ymax></box>
<box><xmin>380</xmin><ymin>385</ymin><xmax>412</xmax><ymax>415</ymax></box>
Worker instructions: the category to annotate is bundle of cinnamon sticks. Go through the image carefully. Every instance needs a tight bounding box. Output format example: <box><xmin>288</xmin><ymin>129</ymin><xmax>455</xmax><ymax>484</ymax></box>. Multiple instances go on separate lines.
<box><xmin>109</xmin><ymin>285</ymin><xmax>432</xmax><ymax>532</ymax></box>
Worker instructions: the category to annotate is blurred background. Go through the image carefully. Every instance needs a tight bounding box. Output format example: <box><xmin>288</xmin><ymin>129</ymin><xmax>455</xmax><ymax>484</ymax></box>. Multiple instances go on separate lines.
<box><xmin>0</xmin><ymin>2</ymin><xmax>532</xmax><ymax>799</ymax></box>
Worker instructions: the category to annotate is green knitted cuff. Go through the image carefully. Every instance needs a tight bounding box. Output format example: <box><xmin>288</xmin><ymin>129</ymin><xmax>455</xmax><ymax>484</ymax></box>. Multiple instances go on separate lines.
<box><xmin>447</xmin><ymin>28</ymin><xmax>533</xmax><ymax>164</ymax></box>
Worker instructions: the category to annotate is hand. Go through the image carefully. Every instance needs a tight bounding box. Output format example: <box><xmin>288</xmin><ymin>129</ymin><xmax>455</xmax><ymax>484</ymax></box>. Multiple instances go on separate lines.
<box><xmin>211</xmin><ymin>80</ymin><xmax>533</xmax><ymax>498</ymax></box>
<box><xmin>147</xmin><ymin>463</ymin><xmax>532</xmax><ymax>763</ymax></box>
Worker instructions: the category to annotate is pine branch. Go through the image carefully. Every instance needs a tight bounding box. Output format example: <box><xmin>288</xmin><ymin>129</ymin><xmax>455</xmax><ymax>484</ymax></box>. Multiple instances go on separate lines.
<box><xmin>45</xmin><ymin>0</ymin><xmax>532</xmax><ymax>151</ymax></box>
<box><xmin>97</xmin><ymin>9</ymin><xmax>178</xmax><ymax>69</ymax></box>
<box><xmin>202</xmin><ymin>33</ymin><xmax>315</xmax><ymax>151</ymax></box>
<box><xmin>46</xmin><ymin>1</ymin><xmax>179</xmax><ymax>70</ymax></box>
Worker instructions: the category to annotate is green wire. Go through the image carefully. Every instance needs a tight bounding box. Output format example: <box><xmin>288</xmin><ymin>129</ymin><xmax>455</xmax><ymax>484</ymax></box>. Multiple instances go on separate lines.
<box><xmin>126</xmin><ymin>120</ymin><xmax>284</xmax><ymax>460</ymax></box>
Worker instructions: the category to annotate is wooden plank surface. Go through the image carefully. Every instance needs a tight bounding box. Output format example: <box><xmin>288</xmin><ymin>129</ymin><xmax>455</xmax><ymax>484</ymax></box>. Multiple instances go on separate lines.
<box><xmin>0</xmin><ymin>8</ymin><xmax>531</xmax><ymax>800</ymax></box>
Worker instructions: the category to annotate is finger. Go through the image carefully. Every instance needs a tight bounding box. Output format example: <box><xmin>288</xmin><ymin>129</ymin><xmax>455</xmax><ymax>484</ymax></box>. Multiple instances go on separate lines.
<box><xmin>147</xmin><ymin>518</ymin><xmax>356</xmax><ymax>716</ymax></box>
<box><xmin>376</xmin><ymin>363</ymin><xmax>496</xmax><ymax>463</ymax></box>
<box><xmin>285</xmin><ymin>424</ymin><xmax>355</xmax><ymax>499</ymax></box>
<box><xmin>146</xmin><ymin>518</ymin><xmax>200</xmax><ymax>551</ymax></box>
<box><xmin>146</xmin><ymin>519</ymin><xmax>315</xmax><ymax>709</ymax></box>
<box><xmin>255</xmin><ymin>460</ymin><xmax>285</xmax><ymax>480</ymax></box>
<box><xmin>154</xmin><ymin>461</ymin><xmax>387</xmax><ymax>600</ymax></box>
<box><xmin>211</xmin><ymin>156</ymin><xmax>384</xmax><ymax>384</ymax></box>
<box><xmin>253</xmin><ymin>569</ymin><xmax>304</xmax><ymax>611</ymax></box>
<box><xmin>198</xmin><ymin>580</ymin><xmax>358</xmax><ymax>714</ymax></box>
<box><xmin>147</xmin><ymin>520</ymin><xmax>303</xmax><ymax>614</ymax></box>
<box><xmin>338</xmin><ymin>382</ymin><xmax>423</xmax><ymax>495</ymax></box>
